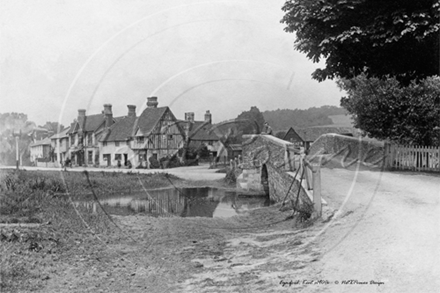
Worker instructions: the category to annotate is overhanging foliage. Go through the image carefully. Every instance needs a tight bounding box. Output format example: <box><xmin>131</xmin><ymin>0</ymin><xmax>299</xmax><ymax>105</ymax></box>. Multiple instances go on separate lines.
<box><xmin>281</xmin><ymin>0</ymin><xmax>440</xmax><ymax>83</ymax></box>
<box><xmin>339</xmin><ymin>75</ymin><xmax>440</xmax><ymax>145</ymax></box>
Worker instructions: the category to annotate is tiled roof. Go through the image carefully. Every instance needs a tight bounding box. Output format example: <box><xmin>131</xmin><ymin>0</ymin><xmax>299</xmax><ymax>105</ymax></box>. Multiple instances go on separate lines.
<box><xmin>134</xmin><ymin>107</ymin><xmax>168</xmax><ymax>136</ymax></box>
<box><xmin>30</xmin><ymin>137</ymin><xmax>51</xmax><ymax>147</ymax></box>
<box><xmin>50</xmin><ymin>127</ymin><xmax>70</xmax><ymax>139</ymax></box>
<box><xmin>101</xmin><ymin>116</ymin><xmax>136</xmax><ymax>142</ymax></box>
<box><xmin>67</xmin><ymin>122</ymin><xmax>77</xmax><ymax>134</ymax></box>
<box><xmin>188</xmin><ymin>121</ymin><xmax>221</xmax><ymax>141</ymax></box>
<box><xmin>283</xmin><ymin>127</ymin><xmax>303</xmax><ymax>142</ymax></box>
<box><xmin>68</xmin><ymin>114</ymin><xmax>122</xmax><ymax>134</ymax></box>
<box><xmin>83</xmin><ymin>114</ymin><xmax>105</xmax><ymax>132</ymax></box>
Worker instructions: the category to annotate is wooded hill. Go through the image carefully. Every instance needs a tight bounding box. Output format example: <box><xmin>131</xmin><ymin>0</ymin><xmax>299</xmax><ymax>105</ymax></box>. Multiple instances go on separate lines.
<box><xmin>262</xmin><ymin>105</ymin><xmax>348</xmax><ymax>131</ymax></box>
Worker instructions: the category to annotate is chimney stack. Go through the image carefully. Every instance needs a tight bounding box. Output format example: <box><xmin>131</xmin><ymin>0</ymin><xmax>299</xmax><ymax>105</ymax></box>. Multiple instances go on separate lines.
<box><xmin>78</xmin><ymin>109</ymin><xmax>86</xmax><ymax>130</ymax></box>
<box><xmin>147</xmin><ymin>96</ymin><xmax>158</xmax><ymax>108</ymax></box>
<box><xmin>185</xmin><ymin>112</ymin><xmax>195</xmax><ymax>122</ymax></box>
<box><xmin>204</xmin><ymin>110</ymin><xmax>212</xmax><ymax>124</ymax></box>
<box><xmin>127</xmin><ymin>105</ymin><xmax>136</xmax><ymax>117</ymax></box>
<box><xmin>103</xmin><ymin>104</ymin><xmax>113</xmax><ymax>128</ymax></box>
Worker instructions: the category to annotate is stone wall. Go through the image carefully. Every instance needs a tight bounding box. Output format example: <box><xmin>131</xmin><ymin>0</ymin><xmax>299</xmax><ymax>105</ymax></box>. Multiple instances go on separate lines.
<box><xmin>242</xmin><ymin>135</ymin><xmax>294</xmax><ymax>170</ymax></box>
<box><xmin>265</xmin><ymin>163</ymin><xmax>313</xmax><ymax>214</ymax></box>
<box><xmin>240</xmin><ymin>134</ymin><xmax>313</xmax><ymax>213</ymax></box>
<box><xmin>308</xmin><ymin>134</ymin><xmax>386</xmax><ymax>168</ymax></box>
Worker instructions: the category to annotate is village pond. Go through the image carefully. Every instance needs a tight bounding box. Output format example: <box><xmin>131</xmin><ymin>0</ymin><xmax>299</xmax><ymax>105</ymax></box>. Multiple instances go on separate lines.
<box><xmin>74</xmin><ymin>187</ymin><xmax>271</xmax><ymax>218</ymax></box>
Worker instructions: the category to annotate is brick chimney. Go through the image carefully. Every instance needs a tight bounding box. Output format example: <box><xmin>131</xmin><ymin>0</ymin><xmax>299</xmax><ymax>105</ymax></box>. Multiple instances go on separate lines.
<box><xmin>78</xmin><ymin>109</ymin><xmax>86</xmax><ymax>130</ymax></box>
<box><xmin>204</xmin><ymin>110</ymin><xmax>212</xmax><ymax>124</ymax></box>
<box><xmin>147</xmin><ymin>97</ymin><xmax>158</xmax><ymax>108</ymax></box>
<box><xmin>127</xmin><ymin>105</ymin><xmax>136</xmax><ymax>117</ymax></box>
<box><xmin>103</xmin><ymin>104</ymin><xmax>113</xmax><ymax>128</ymax></box>
<box><xmin>185</xmin><ymin>112</ymin><xmax>195</xmax><ymax>122</ymax></box>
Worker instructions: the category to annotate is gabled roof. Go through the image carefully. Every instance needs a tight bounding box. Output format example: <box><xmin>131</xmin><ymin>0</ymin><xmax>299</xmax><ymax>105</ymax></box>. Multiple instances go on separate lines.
<box><xmin>50</xmin><ymin>127</ymin><xmax>70</xmax><ymax>139</ymax></box>
<box><xmin>68</xmin><ymin>114</ymin><xmax>123</xmax><ymax>134</ymax></box>
<box><xmin>133</xmin><ymin>107</ymin><xmax>168</xmax><ymax>136</ymax></box>
<box><xmin>83</xmin><ymin>114</ymin><xmax>105</xmax><ymax>132</ymax></box>
<box><xmin>67</xmin><ymin>122</ymin><xmax>78</xmax><ymax>134</ymax></box>
<box><xmin>283</xmin><ymin>127</ymin><xmax>304</xmax><ymax>142</ymax></box>
<box><xmin>30</xmin><ymin>137</ymin><xmax>51</xmax><ymax>147</ymax></box>
<box><xmin>187</xmin><ymin>121</ymin><xmax>221</xmax><ymax>141</ymax></box>
<box><xmin>101</xmin><ymin>116</ymin><xmax>136</xmax><ymax>142</ymax></box>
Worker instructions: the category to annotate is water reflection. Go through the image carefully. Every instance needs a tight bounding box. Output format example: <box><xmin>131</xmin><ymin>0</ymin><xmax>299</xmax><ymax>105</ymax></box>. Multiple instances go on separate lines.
<box><xmin>75</xmin><ymin>187</ymin><xmax>270</xmax><ymax>218</ymax></box>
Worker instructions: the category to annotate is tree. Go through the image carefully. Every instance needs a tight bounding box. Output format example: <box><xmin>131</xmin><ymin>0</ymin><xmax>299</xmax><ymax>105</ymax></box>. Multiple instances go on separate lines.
<box><xmin>275</xmin><ymin>130</ymin><xmax>287</xmax><ymax>139</ymax></box>
<box><xmin>236</xmin><ymin>106</ymin><xmax>266</xmax><ymax>134</ymax></box>
<box><xmin>281</xmin><ymin>0</ymin><xmax>440</xmax><ymax>83</ymax></box>
<box><xmin>262</xmin><ymin>105</ymin><xmax>345</xmax><ymax>130</ymax></box>
<box><xmin>41</xmin><ymin>121</ymin><xmax>64</xmax><ymax>133</ymax></box>
<box><xmin>339</xmin><ymin>75</ymin><xmax>440</xmax><ymax>145</ymax></box>
<box><xmin>0</xmin><ymin>113</ymin><xmax>36</xmax><ymax>165</ymax></box>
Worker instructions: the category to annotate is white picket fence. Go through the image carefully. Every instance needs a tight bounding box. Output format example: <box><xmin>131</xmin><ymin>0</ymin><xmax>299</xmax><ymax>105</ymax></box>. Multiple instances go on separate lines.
<box><xmin>387</xmin><ymin>144</ymin><xmax>440</xmax><ymax>172</ymax></box>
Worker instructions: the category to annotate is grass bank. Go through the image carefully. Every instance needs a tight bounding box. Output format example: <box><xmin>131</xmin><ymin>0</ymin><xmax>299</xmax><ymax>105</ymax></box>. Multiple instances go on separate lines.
<box><xmin>0</xmin><ymin>169</ymin><xmax>232</xmax><ymax>292</ymax></box>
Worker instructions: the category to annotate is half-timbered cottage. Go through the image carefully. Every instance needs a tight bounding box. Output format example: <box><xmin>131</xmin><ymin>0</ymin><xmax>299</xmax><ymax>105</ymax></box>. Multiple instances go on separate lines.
<box><xmin>130</xmin><ymin>97</ymin><xmax>185</xmax><ymax>168</ymax></box>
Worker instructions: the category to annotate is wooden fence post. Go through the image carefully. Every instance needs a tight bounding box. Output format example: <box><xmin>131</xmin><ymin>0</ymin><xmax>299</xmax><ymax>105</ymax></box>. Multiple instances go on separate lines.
<box><xmin>312</xmin><ymin>159</ymin><xmax>322</xmax><ymax>218</ymax></box>
<box><xmin>438</xmin><ymin>147</ymin><xmax>440</xmax><ymax>172</ymax></box>
<box><xmin>284</xmin><ymin>145</ymin><xmax>289</xmax><ymax>171</ymax></box>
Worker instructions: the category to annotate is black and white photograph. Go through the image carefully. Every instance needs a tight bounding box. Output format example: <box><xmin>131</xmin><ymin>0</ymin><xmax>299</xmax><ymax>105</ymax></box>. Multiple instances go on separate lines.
<box><xmin>1</xmin><ymin>0</ymin><xmax>439</xmax><ymax>292</ymax></box>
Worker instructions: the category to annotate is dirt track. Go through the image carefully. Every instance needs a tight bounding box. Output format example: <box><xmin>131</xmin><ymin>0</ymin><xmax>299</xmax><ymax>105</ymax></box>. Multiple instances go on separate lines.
<box><xmin>3</xmin><ymin>167</ymin><xmax>439</xmax><ymax>292</ymax></box>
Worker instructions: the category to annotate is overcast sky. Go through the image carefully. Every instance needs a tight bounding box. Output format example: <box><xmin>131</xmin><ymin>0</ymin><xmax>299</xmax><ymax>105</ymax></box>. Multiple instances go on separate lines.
<box><xmin>0</xmin><ymin>0</ymin><xmax>344</xmax><ymax>126</ymax></box>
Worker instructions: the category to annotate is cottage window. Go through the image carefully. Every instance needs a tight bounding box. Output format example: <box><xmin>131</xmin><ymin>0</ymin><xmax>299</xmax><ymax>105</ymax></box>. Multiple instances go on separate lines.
<box><xmin>137</xmin><ymin>137</ymin><xmax>144</xmax><ymax>143</ymax></box>
<box><xmin>115</xmin><ymin>141</ymin><xmax>120</xmax><ymax>147</ymax></box>
<box><xmin>88</xmin><ymin>151</ymin><xmax>93</xmax><ymax>163</ymax></box>
<box><xmin>115</xmin><ymin>154</ymin><xmax>121</xmax><ymax>161</ymax></box>
<box><xmin>103</xmin><ymin>141</ymin><xmax>107</xmax><ymax>147</ymax></box>
<box><xmin>87</xmin><ymin>133</ymin><xmax>93</xmax><ymax>145</ymax></box>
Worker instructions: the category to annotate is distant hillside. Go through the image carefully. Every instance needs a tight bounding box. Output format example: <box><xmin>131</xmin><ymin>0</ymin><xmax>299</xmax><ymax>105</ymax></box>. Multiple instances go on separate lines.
<box><xmin>328</xmin><ymin>114</ymin><xmax>354</xmax><ymax>127</ymax></box>
<box><xmin>262</xmin><ymin>106</ymin><xmax>348</xmax><ymax>131</ymax></box>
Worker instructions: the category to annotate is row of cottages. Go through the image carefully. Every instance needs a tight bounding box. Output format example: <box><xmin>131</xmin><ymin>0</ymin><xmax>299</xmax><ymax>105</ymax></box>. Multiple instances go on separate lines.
<box><xmin>30</xmin><ymin>128</ymin><xmax>70</xmax><ymax>165</ymax></box>
<box><xmin>47</xmin><ymin>96</ymin><xmax>233</xmax><ymax>168</ymax></box>
<box><xmin>101</xmin><ymin>97</ymin><xmax>185</xmax><ymax>167</ymax></box>
<box><xmin>63</xmin><ymin>97</ymin><xmax>186</xmax><ymax>168</ymax></box>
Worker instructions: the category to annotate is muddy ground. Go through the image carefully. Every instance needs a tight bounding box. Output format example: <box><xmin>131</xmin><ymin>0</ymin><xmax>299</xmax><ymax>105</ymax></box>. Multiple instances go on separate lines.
<box><xmin>2</xmin><ymin>167</ymin><xmax>439</xmax><ymax>293</ymax></box>
<box><xmin>2</xmin><ymin>201</ymin><xmax>326</xmax><ymax>293</ymax></box>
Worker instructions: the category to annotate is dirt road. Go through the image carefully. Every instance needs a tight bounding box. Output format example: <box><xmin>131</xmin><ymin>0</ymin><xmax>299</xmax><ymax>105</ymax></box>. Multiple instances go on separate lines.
<box><xmin>313</xmin><ymin>168</ymin><xmax>440</xmax><ymax>293</ymax></box>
